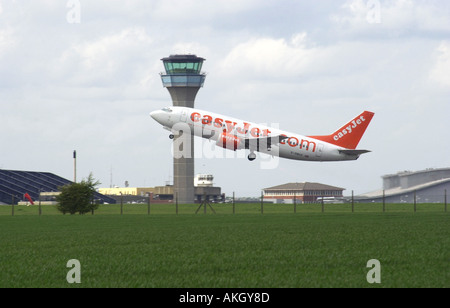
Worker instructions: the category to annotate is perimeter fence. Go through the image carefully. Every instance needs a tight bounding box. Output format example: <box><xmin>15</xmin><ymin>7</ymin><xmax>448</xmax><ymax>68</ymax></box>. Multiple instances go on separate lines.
<box><xmin>1</xmin><ymin>189</ymin><xmax>448</xmax><ymax>216</ymax></box>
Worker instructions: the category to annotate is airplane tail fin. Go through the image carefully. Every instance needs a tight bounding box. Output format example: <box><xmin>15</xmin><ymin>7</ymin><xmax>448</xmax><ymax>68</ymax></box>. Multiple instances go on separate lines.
<box><xmin>308</xmin><ymin>111</ymin><xmax>374</xmax><ymax>149</ymax></box>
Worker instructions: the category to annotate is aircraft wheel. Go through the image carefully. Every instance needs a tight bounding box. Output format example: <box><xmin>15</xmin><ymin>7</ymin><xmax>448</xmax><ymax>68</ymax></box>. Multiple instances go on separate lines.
<box><xmin>248</xmin><ymin>152</ymin><xmax>256</xmax><ymax>161</ymax></box>
<box><xmin>169</xmin><ymin>134</ymin><xmax>174</xmax><ymax>139</ymax></box>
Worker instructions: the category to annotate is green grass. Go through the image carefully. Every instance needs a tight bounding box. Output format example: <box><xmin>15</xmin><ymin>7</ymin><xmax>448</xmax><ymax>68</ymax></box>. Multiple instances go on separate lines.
<box><xmin>0</xmin><ymin>204</ymin><xmax>449</xmax><ymax>288</ymax></box>
<box><xmin>1</xmin><ymin>201</ymin><xmax>447</xmax><ymax>216</ymax></box>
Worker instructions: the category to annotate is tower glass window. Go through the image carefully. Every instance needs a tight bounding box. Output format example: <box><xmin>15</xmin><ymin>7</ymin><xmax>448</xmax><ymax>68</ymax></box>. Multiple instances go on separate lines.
<box><xmin>162</xmin><ymin>55</ymin><xmax>204</xmax><ymax>75</ymax></box>
<box><xmin>164</xmin><ymin>61</ymin><xmax>202</xmax><ymax>74</ymax></box>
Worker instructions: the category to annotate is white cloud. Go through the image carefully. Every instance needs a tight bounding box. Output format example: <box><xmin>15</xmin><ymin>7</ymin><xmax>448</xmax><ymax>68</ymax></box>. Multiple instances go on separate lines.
<box><xmin>57</xmin><ymin>27</ymin><xmax>154</xmax><ymax>87</ymax></box>
<box><xmin>77</xmin><ymin>28</ymin><xmax>152</xmax><ymax>68</ymax></box>
<box><xmin>0</xmin><ymin>27</ymin><xmax>14</xmax><ymax>56</ymax></box>
<box><xmin>170</xmin><ymin>42</ymin><xmax>210</xmax><ymax>59</ymax></box>
<box><xmin>430</xmin><ymin>41</ymin><xmax>450</xmax><ymax>87</ymax></box>
<box><xmin>331</xmin><ymin>0</ymin><xmax>450</xmax><ymax>38</ymax></box>
<box><xmin>152</xmin><ymin>0</ymin><xmax>263</xmax><ymax>22</ymax></box>
<box><xmin>331</xmin><ymin>0</ymin><xmax>376</xmax><ymax>25</ymax></box>
<box><xmin>218</xmin><ymin>32</ymin><xmax>317</xmax><ymax>78</ymax></box>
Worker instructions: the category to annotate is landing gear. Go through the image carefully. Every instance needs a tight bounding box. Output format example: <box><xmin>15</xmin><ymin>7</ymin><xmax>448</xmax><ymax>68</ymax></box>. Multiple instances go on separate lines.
<box><xmin>248</xmin><ymin>152</ymin><xmax>256</xmax><ymax>161</ymax></box>
<box><xmin>169</xmin><ymin>134</ymin><xmax>174</xmax><ymax>139</ymax></box>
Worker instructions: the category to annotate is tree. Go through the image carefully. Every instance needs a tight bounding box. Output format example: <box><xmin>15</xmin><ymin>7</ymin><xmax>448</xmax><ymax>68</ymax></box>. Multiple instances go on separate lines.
<box><xmin>56</xmin><ymin>173</ymin><xmax>101</xmax><ymax>215</ymax></box>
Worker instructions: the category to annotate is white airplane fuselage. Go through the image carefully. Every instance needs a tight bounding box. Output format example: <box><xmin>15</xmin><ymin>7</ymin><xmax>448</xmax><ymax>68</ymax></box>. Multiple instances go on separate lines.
<box><xmin>150</xmin><ymin>107</ymin><xmax>374</xmax><ymax>162</ymax></box>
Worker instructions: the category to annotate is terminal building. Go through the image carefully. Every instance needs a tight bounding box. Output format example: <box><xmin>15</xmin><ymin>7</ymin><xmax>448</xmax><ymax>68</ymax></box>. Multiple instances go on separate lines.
<box><xmin>99</xmin><ymin>174</ymin><xmax>223</xmax><ymax>203</ymax></box>
<box><xmin>357</xmin><ymin>167</ymin><xmax>450</xmax><ymax>203</ymax></box>
<box><xmin>263</xmin><ymin>182</ymin><xmax>345</xmax><ymax>204</ymax></box>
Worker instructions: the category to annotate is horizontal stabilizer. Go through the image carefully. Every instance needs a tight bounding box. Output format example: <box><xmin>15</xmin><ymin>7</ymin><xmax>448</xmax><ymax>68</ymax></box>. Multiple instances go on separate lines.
<box><xmin>338</xmin><ymin>149</ymin><xmax>371</xmax><ymax>156</ymax></box>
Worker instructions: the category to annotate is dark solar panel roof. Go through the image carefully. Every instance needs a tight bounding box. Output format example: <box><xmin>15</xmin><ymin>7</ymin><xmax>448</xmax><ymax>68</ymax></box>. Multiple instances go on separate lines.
<box><xmin>0</xmin><ymin>169</ymin><xmax>115</xmax><ymax>204</ymax></box>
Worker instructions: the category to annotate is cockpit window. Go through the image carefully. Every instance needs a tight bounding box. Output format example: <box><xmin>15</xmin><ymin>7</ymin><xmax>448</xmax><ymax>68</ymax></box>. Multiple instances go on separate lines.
<box><xmin>162</xmin><ymin>107</ymin><xmax>172</xmax><ymax>113</ymax></box>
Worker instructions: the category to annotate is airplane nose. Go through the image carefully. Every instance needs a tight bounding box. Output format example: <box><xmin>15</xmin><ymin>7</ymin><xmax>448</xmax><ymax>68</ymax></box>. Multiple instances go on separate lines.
<box><xmin>150</xmin><ymin>110</ymin><xmax>159</xmax><ymax>120</ymax></box>
<box><xmin>150</xmin><ymin>110</ymin><xmax>163</xmax><ymax>122</ymax></box>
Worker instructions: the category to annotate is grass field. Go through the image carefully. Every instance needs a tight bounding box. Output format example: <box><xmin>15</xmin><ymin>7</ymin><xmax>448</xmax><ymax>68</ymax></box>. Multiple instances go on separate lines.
<box><xmin>1</xmin><ymin>201</ymin><xmax>448</xmax><ymax>216</ymax></box>
<box><xmin>0</xmin><ymin>203</ymin><xmax>449</xmax><ymax>288</ymax></box>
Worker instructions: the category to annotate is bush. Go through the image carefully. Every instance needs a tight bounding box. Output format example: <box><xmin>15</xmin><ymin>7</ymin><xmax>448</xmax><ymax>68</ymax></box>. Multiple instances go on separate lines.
<box><xmin>56</xmin><ymin>174</ymin><xmax>100</xmax><ymax>215</ymax></box>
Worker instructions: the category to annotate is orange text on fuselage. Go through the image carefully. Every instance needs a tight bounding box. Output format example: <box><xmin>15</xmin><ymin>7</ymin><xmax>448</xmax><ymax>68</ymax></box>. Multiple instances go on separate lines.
<box><xmin>190</xmin><ymin>112</ymin><xmax>317</xmax><ymax>152</ymax></box>
<box><xmin>190</xmin><ymin>112</ymin><xmax>271</xmax><ymax>138</ymax></box>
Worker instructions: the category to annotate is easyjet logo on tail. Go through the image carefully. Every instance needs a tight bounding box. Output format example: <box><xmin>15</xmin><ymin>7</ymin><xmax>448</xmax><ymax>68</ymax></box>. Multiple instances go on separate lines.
<box><xmin>309</xmin><ymin>111</ymin><xmax>374</xmax><ymax>150</ymax></box>
<box><xmin>333</xmin><ymin>115</ymin><xmax>366</xmax><ymax>141</ymax></box>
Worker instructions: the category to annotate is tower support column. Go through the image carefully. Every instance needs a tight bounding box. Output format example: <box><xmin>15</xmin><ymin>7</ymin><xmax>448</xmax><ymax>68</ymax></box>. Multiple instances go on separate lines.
<box><xmin>160</xmin><ymin>55</ymin><xmax>206</xmax><ymax>204</ymax></box>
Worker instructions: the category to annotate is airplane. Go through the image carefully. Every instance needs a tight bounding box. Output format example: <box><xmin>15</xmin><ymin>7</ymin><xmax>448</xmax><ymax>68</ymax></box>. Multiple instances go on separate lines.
<box><xmin>150</xmin><ymin>107</ymin><xmax>374</xmax><ymax>162</ymax></box>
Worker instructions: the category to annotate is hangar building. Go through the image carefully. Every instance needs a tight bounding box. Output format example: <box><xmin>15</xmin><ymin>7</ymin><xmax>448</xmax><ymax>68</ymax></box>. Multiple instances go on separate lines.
<box><xmin>357</xmin><ymin>167</ymin><xmax>450</xmax><ymax>203</ymax></box>
<box><xmin>263</xmin><ymin>182</ymin><xmax>345</xmax><ymax>204</ymax></box>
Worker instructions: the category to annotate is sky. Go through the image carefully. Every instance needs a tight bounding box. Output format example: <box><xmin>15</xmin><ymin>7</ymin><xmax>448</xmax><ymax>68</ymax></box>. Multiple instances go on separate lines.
<box><xmin>1</xmin><ymin>0</ymin><xmax>449</xmax><ymax>197</ymax></box>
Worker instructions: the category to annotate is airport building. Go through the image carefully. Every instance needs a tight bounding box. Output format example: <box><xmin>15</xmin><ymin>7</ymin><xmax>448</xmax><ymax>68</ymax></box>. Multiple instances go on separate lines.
<box><xmin>357</xmin><ymin>167</ymin><xmax>450</xmax><ymax>203</ymax></box>
<box><xmin>0</xmin><ymin>169</ymin><xmax>115</xmax><ymax>205</ymax></box>
<box><xmin>99</xmin><ymin>174</ymin><xmax>223</xmax><ymax>203</ymax></box>
<box><xmin>263</xmin><ymin>182</ymin><xmax>345</xmax><ymax>204</ymax></box>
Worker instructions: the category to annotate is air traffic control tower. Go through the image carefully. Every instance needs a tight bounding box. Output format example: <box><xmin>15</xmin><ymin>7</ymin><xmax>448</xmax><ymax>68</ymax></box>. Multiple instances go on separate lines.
<box><xmin>160</xmin><ymin>55</ymin><xmax>206</xmax><ymax>204</ymax></box>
